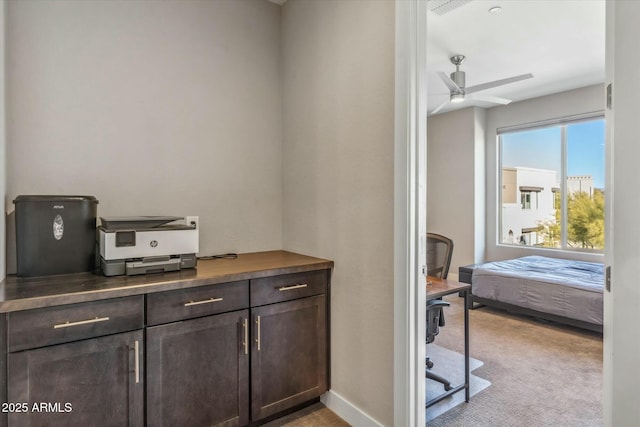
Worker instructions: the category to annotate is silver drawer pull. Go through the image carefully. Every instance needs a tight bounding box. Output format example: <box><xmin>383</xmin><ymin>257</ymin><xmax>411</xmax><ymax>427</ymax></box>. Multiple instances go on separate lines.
<box><xmin>53</xmin><ymin>316</ymin><xmax>110</xmax><ymax>329</ymax></box>
<box><xmin>278</xmin><ymin>283</ymin><xmax>308</xmax><ymax>292</ymax></box>
<box><xmin>184</xmin><ymin>297</ymin><xmax>223</xmax><ymax>307</ymax></box>
<box><xmin>134</xmin><ymin>340</ymin><xmax>140</xmax><ymax>384</ymax></box>
<box><xmin>256</xmin><ymin>316</ymin><xmax>261</xmax><ymax>351</ymax></box>
<box><xmin>242</xmin><ymin>318</ymin><xmax>248</xmax><ymax>355</ymax></box>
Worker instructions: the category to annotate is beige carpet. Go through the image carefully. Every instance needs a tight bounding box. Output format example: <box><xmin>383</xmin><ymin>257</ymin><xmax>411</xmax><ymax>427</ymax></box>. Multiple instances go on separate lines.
<box><xmin>430</xmin><ymin>294</ymin><xmax>603</xmax><ymax>427</ymax></box>
<box><xmin>265</xmin><ymin>293</ymin><xmax>602</xmax><ymax>426</ymax></box>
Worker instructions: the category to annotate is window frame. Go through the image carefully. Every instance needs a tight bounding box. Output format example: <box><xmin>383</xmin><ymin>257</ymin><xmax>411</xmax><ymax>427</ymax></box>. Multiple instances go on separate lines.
<box><xmin>498</xmin><ymin>113</ymin><xmax>605</xmax><ymax>253</ymax></box>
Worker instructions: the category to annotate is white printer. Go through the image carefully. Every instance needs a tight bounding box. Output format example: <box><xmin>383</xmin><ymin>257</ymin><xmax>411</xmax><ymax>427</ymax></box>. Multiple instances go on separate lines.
<box><xmin>98</xmin><ymin>216</ymin><xmax>199</xmax><ymax>276</ymax></box>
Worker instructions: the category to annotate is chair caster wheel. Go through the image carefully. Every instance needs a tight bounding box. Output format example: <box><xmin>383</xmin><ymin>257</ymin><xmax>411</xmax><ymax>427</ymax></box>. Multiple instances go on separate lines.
<box><xmin>444</xmin><ymin>385</ymin><xmax>453</xmax><ymax>391</ymax></box>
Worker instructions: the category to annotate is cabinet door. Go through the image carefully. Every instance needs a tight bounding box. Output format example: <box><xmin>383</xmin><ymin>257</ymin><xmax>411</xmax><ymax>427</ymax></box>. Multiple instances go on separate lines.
<box><xmin>8</xmin><ymin>330</ymin><xmax>143</xmax><ymax>427</ymax></box>
<box><xmin>146</xmin><ymin>310</ymin><xmax>249</xmax><ymax>427</ymax></box>
<box><xmin>251</xmin><ymin>295</ymin><xmax>327</xmax><ymax>421</ymax></box>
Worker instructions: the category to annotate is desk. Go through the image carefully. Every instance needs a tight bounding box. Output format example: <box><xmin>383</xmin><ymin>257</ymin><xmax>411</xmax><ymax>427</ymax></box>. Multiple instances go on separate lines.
<box><xmin>426</xmin><ymin>276</ymin><xmax>471</xmax><ymax>408</ymax></box>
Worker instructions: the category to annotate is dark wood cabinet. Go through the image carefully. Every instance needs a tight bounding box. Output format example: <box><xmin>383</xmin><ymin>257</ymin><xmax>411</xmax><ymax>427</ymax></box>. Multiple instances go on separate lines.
<box><xmin>0</xmin><ymin>253</ymin><xmax>333</xmax><ymax>427</ymax></box>
<box><xmin>145</xmin><ymin>269</ymin><xmax>329</xmax><ymax>426</ymax></box>
<box><xmin>146</xmin><ymin>309</ymin><xmax>249</xmax><ymax>427</ymax></box>
<box><xmin>8</xmin><ymin>296</ymin><xmax>144</xmax><ymax>352</ymax></box>
<box><xmin>250</xmin><ymin>270</ymin><xmax>327</xmax><ymax>306</ymax></box>
<box><xmin>250</xmin><ymin>295</ymin><xmax>327</xmax><ymax>421</ymax></box>
<box><xmin>5</xmin><ymin>297</ymin><xmax>145</xmax><ymax>427</ymax></box>
<box><xmin>7</xmin><ymin>330</ymin><xmax>143</xmax><ymax>427</ymax></box>
<box><xmin>146</xmin><ymin>280</ymin><xmax>248</xmax><ymax>326</ymax></box>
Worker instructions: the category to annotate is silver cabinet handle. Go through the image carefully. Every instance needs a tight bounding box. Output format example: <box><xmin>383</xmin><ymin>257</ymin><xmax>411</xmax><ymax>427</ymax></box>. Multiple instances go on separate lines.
<box><xmin>134</xmin><ymin>340</ymin><xmax>140</xmax><ymax>384</ymax></box>
<box><xmin>255</xmin><ymin>316</ymin><xmax>261</xmax><ymax>351</ymax></box>
<box><xmin>278</xmin><ymin>283</ymin><xmax>308</xmax><ymax>291</ymax></box>
<box><xmin>184</xmin><ymin>297</ymin><xmax>223</xmax><ymax>307</ymax></box>
<box><xmin>242</xmin><ymin>318</ymin><xmax>248</xmax><ymax>355</ymax></box>
<box><xmin>53</xmin><ymin>316</ymin><xmax>110</xmax><ymax>329</ymax></box>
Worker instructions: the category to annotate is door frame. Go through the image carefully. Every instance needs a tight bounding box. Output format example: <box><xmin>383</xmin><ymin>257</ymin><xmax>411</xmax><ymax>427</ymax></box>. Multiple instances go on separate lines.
<box><xmin>393</xmin><ymin>0</ymin><xmax>428</xmax><ymax>426</ymax></box>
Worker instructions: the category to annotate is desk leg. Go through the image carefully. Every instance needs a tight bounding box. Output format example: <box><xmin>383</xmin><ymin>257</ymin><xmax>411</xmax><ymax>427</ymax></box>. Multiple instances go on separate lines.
<box><xmin>464</xmin><ymin>289</ymin><xmax>470</xmax><ymax>402</ymax></box>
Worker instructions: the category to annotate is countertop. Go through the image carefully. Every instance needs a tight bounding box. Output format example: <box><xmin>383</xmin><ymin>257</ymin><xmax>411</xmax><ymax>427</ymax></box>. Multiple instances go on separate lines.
<box><xmin>0</xmin><ymin>250</ymin><xmax>334</xmax><ymax>313</ymax></box>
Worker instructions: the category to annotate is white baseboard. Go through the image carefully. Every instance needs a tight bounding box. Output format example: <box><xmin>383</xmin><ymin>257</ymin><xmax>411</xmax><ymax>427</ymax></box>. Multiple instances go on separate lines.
<box><xmin>321</xmin><ymin>389</ymin><xmax>384</xmax><ymax>427</ymax></box>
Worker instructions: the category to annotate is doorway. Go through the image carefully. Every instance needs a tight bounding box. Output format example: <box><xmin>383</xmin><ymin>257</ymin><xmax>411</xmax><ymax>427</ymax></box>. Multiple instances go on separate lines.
<box><xmin>422</xmin><ymin>0</ymin><xmax>606</xmax><ymax>425</ymax></box>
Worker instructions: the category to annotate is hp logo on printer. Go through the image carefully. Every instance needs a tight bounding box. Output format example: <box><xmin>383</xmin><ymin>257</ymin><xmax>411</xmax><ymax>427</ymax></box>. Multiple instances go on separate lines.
<box><xmin>150</xmin><ymin>240</ymin><xmax>158</xmax><ymax>248</ymax></box>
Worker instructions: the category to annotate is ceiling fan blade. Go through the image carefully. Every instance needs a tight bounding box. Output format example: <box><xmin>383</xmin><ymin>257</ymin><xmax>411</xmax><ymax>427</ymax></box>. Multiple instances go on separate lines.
<box><xmin>465</xmin><ymin>73</ymin><xmax>533</xmax><ymax>94</ymax></box>
<box><xmin>468</xmin><ymin>94</ymin><xmax>512</xmax><ymax>105</ymax></box>
<box><xmin>429</xmin><ymin>99</ymin><xmax>452</xmax><ymax>115</ymax></box>
<box><xmin>437</xmin><ymin>71</ymin><xmax>461</xmax><ymax>93</ymax></box>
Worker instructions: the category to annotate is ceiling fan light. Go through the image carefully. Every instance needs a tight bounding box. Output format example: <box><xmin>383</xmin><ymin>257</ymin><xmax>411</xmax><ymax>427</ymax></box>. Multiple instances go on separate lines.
<box><xmin>450</xmin><ymin>93</ymin><xmax>465</xmax><ymax>103</ymax></box>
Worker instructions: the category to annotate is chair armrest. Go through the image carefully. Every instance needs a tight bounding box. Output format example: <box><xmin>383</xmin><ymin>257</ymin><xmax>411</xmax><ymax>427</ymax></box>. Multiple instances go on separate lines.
<box><xmin>426</xmin><ymin>299</ymin><xmax>450</xmax><ymax>330</ymax></box>
<box><xmin>427</xmin><ymin>300</ymin><xmax>450</xmax><ymax>309</ymax></box>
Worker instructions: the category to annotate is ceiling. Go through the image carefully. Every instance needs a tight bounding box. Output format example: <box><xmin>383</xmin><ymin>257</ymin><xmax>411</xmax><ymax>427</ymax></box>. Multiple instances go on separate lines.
<box><xmin>427</xmin><ymin>0</ymin><xmax>605</xmax><ymax>115</ymax></box>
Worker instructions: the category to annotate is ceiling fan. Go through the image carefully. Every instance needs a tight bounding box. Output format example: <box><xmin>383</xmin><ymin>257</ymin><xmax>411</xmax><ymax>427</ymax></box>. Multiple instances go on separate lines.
<box><xmin>430</xmin><ymin>55</ymin><xmax>533</xmax><ymax>115</ymax></box>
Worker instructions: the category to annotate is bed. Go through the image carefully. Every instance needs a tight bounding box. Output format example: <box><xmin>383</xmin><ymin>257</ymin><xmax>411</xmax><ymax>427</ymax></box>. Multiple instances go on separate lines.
<box><xmin>458</xmin><ymin>256</ymin><xmax>604</xmax><ymax>333</ymax></box>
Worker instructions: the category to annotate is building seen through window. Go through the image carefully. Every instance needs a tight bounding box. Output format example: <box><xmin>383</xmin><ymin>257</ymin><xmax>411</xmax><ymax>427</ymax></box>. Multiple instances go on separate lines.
<box><xmin>499</xmin><ymin>118</ymin><xmax>605</xmax><ymax>251</ymax></box>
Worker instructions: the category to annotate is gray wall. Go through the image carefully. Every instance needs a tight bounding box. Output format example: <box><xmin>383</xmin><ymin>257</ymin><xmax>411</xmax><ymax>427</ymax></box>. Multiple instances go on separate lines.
<box><xmin>281</xmin><ymin>0</ymin><xmax>395</xmax><ymax>424</ymax></box>
<box><xmin>427</xmin><ymin>107</ymin><xmax>485</xmax><ymax>277</ymax></box>
<box><xmin>6</xmin><ymin>0</ymin><xmax>283</xmax><ymax>259</ymax></box>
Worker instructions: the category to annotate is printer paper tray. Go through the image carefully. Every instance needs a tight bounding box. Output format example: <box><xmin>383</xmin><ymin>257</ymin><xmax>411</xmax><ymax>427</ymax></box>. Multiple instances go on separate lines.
<box><xmin>100</xmin><ymin>254</ymin><xmax>196</xmax><ymax>276</ymax></box>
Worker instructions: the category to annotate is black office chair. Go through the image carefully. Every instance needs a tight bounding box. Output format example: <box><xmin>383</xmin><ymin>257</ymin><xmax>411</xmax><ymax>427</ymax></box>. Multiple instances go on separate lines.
<box><xmin>426</xmin><ymin>232</ymin><xmax>454</xmax><ymax>391</ymax></box>
<box><xmin>426</xmin><ymin>232</ymin><xmax>453</xmax><ymax>280</ymax></box>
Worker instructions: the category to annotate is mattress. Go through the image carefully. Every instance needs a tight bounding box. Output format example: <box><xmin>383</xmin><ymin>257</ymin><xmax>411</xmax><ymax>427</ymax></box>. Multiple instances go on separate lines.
<box><xmin>472</xmin><ymin>255</ymin><xmax>604</xmax><ymax>325</ymax></box>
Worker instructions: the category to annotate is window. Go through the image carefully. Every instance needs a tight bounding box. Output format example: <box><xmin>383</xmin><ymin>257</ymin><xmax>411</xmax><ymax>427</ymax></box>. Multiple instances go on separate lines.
<box><xmin>499</xmin><ymin>117</ymin><xmax>605</xmax><ymax>252</ymax></box>
<box><xmin>521</xmin><ymin>192</ymin><xmax>532</xmax><ymax>209</ymax></box>
<box><xmin>519</xmin><ymin>187</ymin><xmax>541</xmax><ymax>210</ymax></box>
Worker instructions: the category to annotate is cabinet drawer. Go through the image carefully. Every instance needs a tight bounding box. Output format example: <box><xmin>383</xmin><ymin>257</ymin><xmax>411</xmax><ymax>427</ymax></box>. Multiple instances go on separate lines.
<box><xmin>8</xmin><ymin>296</ymin><xmax>144</xmax><ymax>352</ymax></box>
<box><xmin>147</xmin><ymin>280</ymin><xmax>249</xmax><ymax>326</ymax></box>
<box><xmin>250</xmin><ymin>270</ymin><xmax>327</xmax><ymax>306</ymax></box>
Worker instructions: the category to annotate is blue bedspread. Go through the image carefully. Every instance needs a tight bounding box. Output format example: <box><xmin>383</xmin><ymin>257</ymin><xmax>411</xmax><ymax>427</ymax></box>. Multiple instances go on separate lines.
<box><xmin>472</xmin><ymin>255</ymin><xmax>604</xmax><ymax>325</ymax></box>
<box><xmin>475</xmin><ymin>255</ymin><xmax>604</xmax><ymax>293</ymax></box>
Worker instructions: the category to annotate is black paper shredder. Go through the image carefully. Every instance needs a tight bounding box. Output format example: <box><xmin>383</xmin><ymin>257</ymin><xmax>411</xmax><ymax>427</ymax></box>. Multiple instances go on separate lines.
<box><xmin>14</xmin><ymin>195</ymin><xmax>99</xmax><ymax>277</ymax></box>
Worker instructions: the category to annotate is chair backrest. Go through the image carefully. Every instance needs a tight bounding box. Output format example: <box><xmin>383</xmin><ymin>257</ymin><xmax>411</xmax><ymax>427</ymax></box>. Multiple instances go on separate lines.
<box><xmin>426</xmin><ymin>233</ymin><xmax>454</xmax><ymax>279</ymax></box>
<box><xmin>426</xmin><ymin>233</ymin><xmax>454</xmax><ymax>347</ymax></box>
